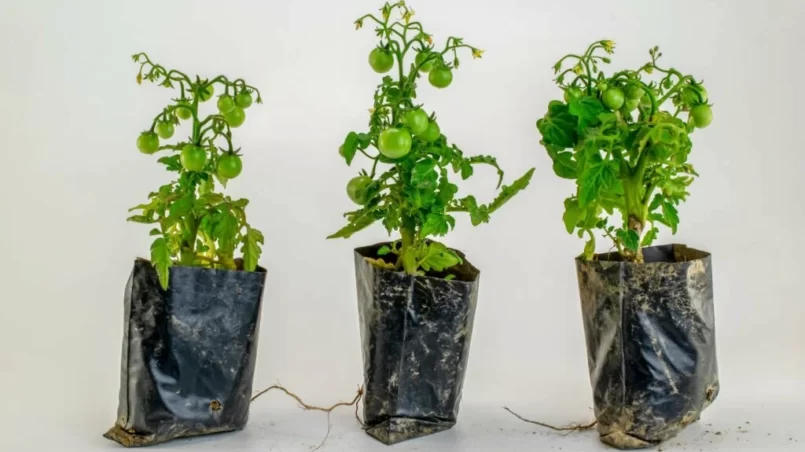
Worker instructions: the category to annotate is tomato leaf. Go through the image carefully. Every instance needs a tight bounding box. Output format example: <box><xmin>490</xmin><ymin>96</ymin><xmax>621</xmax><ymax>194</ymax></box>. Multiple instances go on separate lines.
<box><xmin>342</xmin><ymin>132</ymin><xmax>359</xmax><ymax>166</ymax></box>
<box><xmin>537</xmin><ymin>101</ymin><xmax>578</xmax><ymax>149</ymax></box>
<box><xmin>418</xmin><ymin>242</ymin><xmax>461</xmax><ymax>273</ymax></box>
<box><xmin>568</xmin><ymin>96</ymin><xmax>605</xmax><ymax>130</ymax></box>
<box><xmin>487</xmin><ymin>168</ymin><xmax>535</xmax><ymax>213</ymax></box>
<box><xmin>641</xmin><ymin>227</ymin><xmax>659</xmax><ymax>247</ymax></box>
<box><xmin>328</xmin><ymin>208</ymin><xmax>383</xmax><ymax>239</ymax></box>
<box><xmin>562</xmin><ymin>198</ymin><xmax>583</xmax><ymax>234</ymax></box>
<box><xmin>616</xmin><ymin>229</ymin><xmax>640</xmax><ymax>251</ymax></box>
<box><xmin>578</xmin><ymin>160</ymin><xmax>611</xmax><ymax>208</ymax></box>
<box><xmin>241</xmin><ymin>227</ymin><xmax>264</xmax><ymax>272</ymax></box>
<box><xmin>662</xmin><ymin>200</ymin><xmax>680</xmax><ymax>234</ymax></box>
<box><xmin>150</xmin><ymin>237</ymin><xmax>173</xmax><ymax>290</ymax></box>
<box><xmin>213</xmin><ymin>210</ymin><xmax>238</xmax><ymax>255</ymax></box>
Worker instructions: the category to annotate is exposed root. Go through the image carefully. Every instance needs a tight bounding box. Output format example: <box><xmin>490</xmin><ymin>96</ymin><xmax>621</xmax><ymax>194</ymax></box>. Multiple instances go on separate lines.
<box><xmin>251</xmin><ymin>384</ymin><xmax>364</xmax><ymax>450</ymax></box>
<box><xmin>354</xmin><ymin>391</ymin><xmax>366</xmax><ymax>427</ymax></box>
<box><xmin>503</xmin><ymin>407</ymin><xmax>597</xmax><ymax>434</ymax></box>
<box><xmin>311</xmin><ymin>412</ymin><xmax>331</xmax><ymax>452</ymax></box>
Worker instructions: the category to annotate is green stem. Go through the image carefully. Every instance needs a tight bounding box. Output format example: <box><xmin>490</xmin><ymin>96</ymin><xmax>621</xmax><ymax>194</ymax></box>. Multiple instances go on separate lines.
<box><xmin>657</xmin><ymin>75</ymin><xmax>693</xmax><ymax>105</ymax></box>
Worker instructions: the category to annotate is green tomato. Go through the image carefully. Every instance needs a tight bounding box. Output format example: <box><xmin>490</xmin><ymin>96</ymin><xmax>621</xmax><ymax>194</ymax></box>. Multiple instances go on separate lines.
<box><xmin>175</xmin><ymin>106</ymin><xmax>192</xmax><ymax>120</ymax></box>
<box><xmin>155</xmin><ymin>121</ymin><xmax>174</xmax><ymax>139</ymax></box>
<box><xmin>602</xmin><ymin>87</ymin><xmax>625</xmax><ymax>110</ymax></box>
<box><xmin>338</xmin><ymin>145</ymin><xmax>345</xmax><ymax>158</ymax></box>
<box><xmin>217</xmin><ymin>153</ymin><xmax>243</xmax><ymax>179</ymax></box>
<box><xmin>402</xmin><ymin>109</ymin><xmax>429</xmax><ymax>135</ymax></box>
<box><xmin>199</xmin><ymin>85</ymin><xmax>214</xmax><ymax>102</ymax></box>
<box><xmin>597</xmin><ymin>81</ymin><xmax>609</xmax><ymax>92</ymax></box>
<box><xmin>623</xmin><ymin>98</ymin><xmax>640</xmax><ymax>112</ymax></box>
<box><xmin>235</xmin><ymin>91</ymin><xmax>253</xmax><ymax>109</ymax></box>
<box><xmin>682</xmin><ymin>84</ymin><xmax>708</xmax><ymax>105</ymax></box>
<box><xmin>181</xmin><ymin>144</ymin><xmax>207</xmax><ymax>172</ymax></box>
<box><xmin>564</xmin><ymin>87</ymin><xmax>584</xmax><ymax>103</ymax></box>
<box><xmin>224</xmin><ymin>106</ymin><xmax>246</xmax><ymax>128</ymax></box>
<box><xmin>428</xmin><ymin>67</ymin><xmax>453</xmax><ymax>89</ymax></box>
<box><xmin>137</xmin><ymin>132</ymin><xmax>160</xmax><ymax>154</ymax></box>
<box><xmin>415</xmin><ymin>50</ymin><xmax>436</xmax><ymax>72</ymax></box>
<box><xmin>346</xmin><ymin>175</ymin><xmax>373</xmax><ymax>205</ymax></box>
<box><xmin>368</xmin><ymin>48</ymin><xmax>394</xmax><ymax>73</ymax></box>
<box><xmin>626</xmin><ymin>84</ymin><xmax>644</xmax><ymax>100</ymax></box>
<box><xmin>640</xmin><ymin>94</ymin><xmax>652</xmax><ymax>107</ymax></box>
<box><xmin>378</xmin><ymin>128</ymin><xmax>412</xmax><ymax>159</ymax></box>
<box><xmin>417</xmin><ymin>121</ymin><xmax>441</xmax><ymax>143</ymax></box>
<box><xmin>217</xmin><ymin>95</ymin><xmax>236</xmax><ymax>114</ymax></box>
<box><xmin>691</xmin><ymin>104</ymin><xmax>713</xmax><ymax>128</ymax></box>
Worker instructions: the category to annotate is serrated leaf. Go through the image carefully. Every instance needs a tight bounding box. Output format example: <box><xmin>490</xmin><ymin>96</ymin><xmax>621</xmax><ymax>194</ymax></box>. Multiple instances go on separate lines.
<box><xmin>537</xmin><ymin>101</ymin><xmax>578</xmax><ymax>149</ymax></box>
<box><xmin>641</xmin><ymin>227</ymin><xmax>659</xmax><ymax>247</ymax></box>
<box><xmin>578</xmin><ymin>161</ymin><xmax>611</xmax><ymax>208</ymax></box>
<box><xmin>213</xmin><ymin>210</ymin><xmax>238</xmax><ymax>255</ymax></box>
<box><xmin>568</xmin><ymin>96</ymin><xmax>605</xmax><ymax>129</ymax></box>
<box><xmin>150</xmin><ymin>237</ymin><xmax>172</xmax><ymax>289</ymax></box>
<box><xmin>411</xmin><ymin>158</ymin><xmax>438</xmax><ymax>188</ymax></box>
<box><xmin>487</xmin><ymin>168</ymin><xmax>535</xmax><ymax>213</ymax></box>
<box><xmin>149</xmin><ymin>228</ymin><xmax>161</xmax><ymax>236</ymax></box>
<box><xmin>616</xmin><ymin>229</ymin><xmax>640</xmax><ymax>251</ymax></box>
<box><xmin>467</xmin><ymin>155</ymin><xmax>504</xmax><ymax>187</ymax></box>
<box><xmin>551</xmin><ymin>151</ymin><xmax>577</xmax><ymax>179</ymax></box>
<box><xmin>327</xmin><ymin>208</ymin><xmax>382</xmax><ymax>239</ymax></box>
<box><xmin>169</xmin><ymin>194</ymin><xmax>195</xmax><ymax>218</ymax></box>
<box><xmin>662</xmin><ymin>201</ymin><xmax>680</xmax><ymax>234</ymax></box>
<box><xmin>418</xmin><ymin>243</ymin><xmax>461</xmax><ymax>273</ymax></box>
<box><xmin>241</xmin><ymin>227</ymin><xmax>264</xmax><ymax>271</ymax></box>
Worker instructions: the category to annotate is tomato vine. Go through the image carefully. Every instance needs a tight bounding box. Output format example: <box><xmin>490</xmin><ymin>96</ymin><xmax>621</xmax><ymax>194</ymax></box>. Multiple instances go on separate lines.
<box><xmin>128</xmin><ymin>53</ymin><xmax>264</xmax><ymax>288</ymax></box>
<box><xmin>330</xmin><ymin>1</ymin><xmax>534</xmax><ymax>277</ymax></box>
<box><xmin>537</xmin><ymin>41</ymin><xmax>713</xmax><ymax>262</ymax></box>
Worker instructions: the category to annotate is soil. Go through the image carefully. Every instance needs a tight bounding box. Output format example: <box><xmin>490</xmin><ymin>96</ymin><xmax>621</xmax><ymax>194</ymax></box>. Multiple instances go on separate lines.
<box><xmin>360</xmin><ymin>242</ymin><xmax>480</xmax><ymax>283</ymax></box>
<box><xmin>592</xmin><ymin>244</ymin><xmax>710</xmax><ymax>264</ymax></box>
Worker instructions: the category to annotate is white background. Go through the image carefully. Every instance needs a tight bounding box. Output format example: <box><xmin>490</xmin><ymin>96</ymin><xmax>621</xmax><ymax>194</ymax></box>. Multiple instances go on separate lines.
<box><xmin>1</xmin><ymin>0</ymin><xmax>803</xmax><ymax>450</ymax></box>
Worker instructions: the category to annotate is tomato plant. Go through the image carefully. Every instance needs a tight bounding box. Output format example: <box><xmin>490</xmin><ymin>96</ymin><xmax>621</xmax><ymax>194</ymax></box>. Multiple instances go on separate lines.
<box><xmin>331</xmin><ymin>2</ymin><xmax>534</xmax><ymax>277</ymax></box>
<box><xmin>536</xmin><ymin>41</ymin><xmax>714</xmax><ymax>262</ymax></box>
<box><xmin>127</xmin><ymin>53</ymin><xmax>265</xmax><ymax>288</ymax></box>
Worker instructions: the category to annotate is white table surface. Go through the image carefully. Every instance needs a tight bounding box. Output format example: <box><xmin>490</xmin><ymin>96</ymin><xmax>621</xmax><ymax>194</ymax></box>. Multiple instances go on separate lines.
<box><xmin>11</xmin><ymin>388</ymin><xmax>802</xmax><ymax>451</ymax></box>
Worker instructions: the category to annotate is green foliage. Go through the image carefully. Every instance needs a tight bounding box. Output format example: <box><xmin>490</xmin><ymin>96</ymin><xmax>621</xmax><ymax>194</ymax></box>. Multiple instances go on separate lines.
<box><xmin>536</xmin><ymin>41</ymin><xmax>713</xmax><ymax>261</ymax></box>
<box><xmin>128</xmin><ymin>53</ymin><xmax>264</xmax><ymax>288</ymax></box>
<box><xmin>331</xmin><ymin>2</ymin><xmax>534</xmax><ymax>276</ymax></box>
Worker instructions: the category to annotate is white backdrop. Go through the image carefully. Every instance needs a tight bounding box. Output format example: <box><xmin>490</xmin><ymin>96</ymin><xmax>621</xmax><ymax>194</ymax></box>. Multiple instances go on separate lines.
<box><xmin>1</xmin><ymin>0</ymin><xmax>804</xmax><ymax>450</ymax></box>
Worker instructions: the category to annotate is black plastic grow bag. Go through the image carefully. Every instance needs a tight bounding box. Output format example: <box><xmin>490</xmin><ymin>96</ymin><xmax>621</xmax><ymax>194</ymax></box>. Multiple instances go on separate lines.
<box><xmin>104</xmin><ymin>258</ymin><xmax>267</xmax><ymax>447</ymax></box>
<box><xmin>354</xmin><ymin>243</ymin><xmax>480</xmax><ymax>445</ymax></box>
<box><xmin>577</xmin><ymin>244</ymin><xmax>719</xmax><ymax>449</ymax></box>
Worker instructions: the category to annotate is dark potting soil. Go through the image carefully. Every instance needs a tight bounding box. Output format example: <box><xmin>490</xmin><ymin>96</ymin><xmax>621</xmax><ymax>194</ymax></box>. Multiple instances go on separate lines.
<box><xmin>592</xmin><ymin>243</ymin><xmax>710</xmax><ymax>264</ymax></box>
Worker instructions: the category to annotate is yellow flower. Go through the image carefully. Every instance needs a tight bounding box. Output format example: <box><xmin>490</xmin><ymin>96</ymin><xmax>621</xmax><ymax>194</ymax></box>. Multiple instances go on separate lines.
<box><xmin>403</xmin><ymin>9</ymin><xmax>415</xmax><ymax>23</ymax></box>
<box><xmin>602</xmin><ymin>40</ymin><xmax>616</xmax><ymax>54</ymax></box>
<box><xmin>573</xmin><ymin>64</ymin><xmax>583</xmax><ymax>75</ymax></box>
<box><xmin>472</xmin><ymin>48</ymin><xmax>485</xmax><ymax>59</ymax></box>
<box><xmin>136</xmin><ymin>73</ymin><xmax>142</xmax><ymax>85</ymax></box>
<box><xmin>382</xmin><ymin>10</ymin><xmax>390</xmax><ymax>20</ymax></box>
<box><xmin>425</xmin><ymin>34</ymin><xmax>433</xmax><ymax>44</ymax></box>
<box><xmin>355</xmin><ymin>19</ymin><xmax>363</xmax><ymax>30</ymax></box>
<box><xmin>645</xmin><ymin>66</ymin><xmax>654</xmax><ymax>74</ymax></box>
